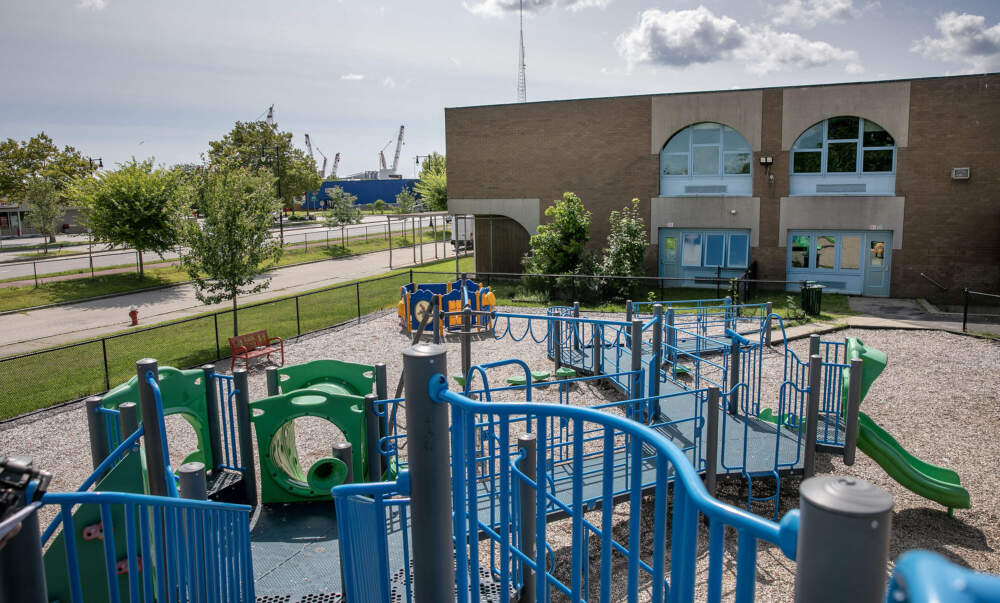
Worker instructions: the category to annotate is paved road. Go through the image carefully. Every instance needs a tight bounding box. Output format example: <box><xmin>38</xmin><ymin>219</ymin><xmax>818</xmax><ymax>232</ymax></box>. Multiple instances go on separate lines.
<box><xmin>0</xmin><ymin>242</ymin><xmax>464</xmax><ymax>355</ymax></box>
<box><xmin>0</xmin><ymin>216</ymin><xmax>447</xmax><ymax>281</ymax></box>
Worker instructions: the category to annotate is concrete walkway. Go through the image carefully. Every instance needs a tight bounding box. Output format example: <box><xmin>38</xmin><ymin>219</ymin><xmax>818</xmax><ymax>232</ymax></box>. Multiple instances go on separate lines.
<box><xmin>0</xmin><ymin>242</ymin><xmax>459</xmax><ymax>356</ymax></box>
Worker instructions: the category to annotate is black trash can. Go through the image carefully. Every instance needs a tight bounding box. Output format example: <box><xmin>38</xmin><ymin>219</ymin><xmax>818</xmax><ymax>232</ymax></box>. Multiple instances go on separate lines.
<box><xmin>800</xmin><ymin>282</ymin><xmax>825</xmax><ymax>315</ymax></box>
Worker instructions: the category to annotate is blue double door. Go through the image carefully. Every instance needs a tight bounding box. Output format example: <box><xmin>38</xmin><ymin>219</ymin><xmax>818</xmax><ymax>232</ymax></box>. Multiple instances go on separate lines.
<box><xmin>786</xmin><ymin>230</ymin><xmax>892</xmax><ymax>296</ymax></box>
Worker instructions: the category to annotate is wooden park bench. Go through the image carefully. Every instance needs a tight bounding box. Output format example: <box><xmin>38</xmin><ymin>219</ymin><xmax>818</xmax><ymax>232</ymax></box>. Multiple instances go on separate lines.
<box><xmin>228</xmin><ymin>330</ymin><xmax>284</xmax><ymax>370</ymax></box>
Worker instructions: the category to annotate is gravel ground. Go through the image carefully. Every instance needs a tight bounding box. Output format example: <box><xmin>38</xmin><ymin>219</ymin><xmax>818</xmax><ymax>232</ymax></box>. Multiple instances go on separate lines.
<box><xmin>2</xmin><ymin>311</ymin><xmax>997</xmax><ymax>601</ymax></box>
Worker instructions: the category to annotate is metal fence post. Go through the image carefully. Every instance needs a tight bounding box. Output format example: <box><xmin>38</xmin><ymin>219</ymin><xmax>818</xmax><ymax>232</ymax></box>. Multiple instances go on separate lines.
<box><xmin>843</xmin><ymin>358</ymin><xmax>863</xmax><ymax>466</ymax></box>
<box><xmin>518</xmin><ymin>432</ymin><xmax>537</xmax><ymax>602</ymax></box>
<box><xmin>728</xmin><ymin>339</ymin><xmax>741</xmax><ymax>415</ymax></box>
<box><xmin>213</xmin><ymin>313</ymin><xmax>221</xmax><ymax>360</ymax></box>
<box><xmin>462</xmin><ymin>304</ymin><xmax>472</xmax><ymax>381</ymax></box>
<box><xmin>963</xmin><ymin>288</ymin><xmax>969</xmax><ymax>332</ymax></box>
<box><xmin>809</xmin><ymin>334</ymin><xmax>820</xmax><ymax>358</ymax></box>
<box><xmin>794</xmin><ymin>476</ymin><xmax>892</xmax><ymax>603</ymax></box>
<box><xmin>265</xmin><ymin>365</ymin><xmax>279</xmax><ymax>396</ymax></box>
<box><xmin>432</xmin><ymin>295</ymin><xmax>441</xmax><ymax>344</ymax></box>
<box><xmin>137</xmin><ymin>358</ymin><xmax>168</xmax><ymax>497</ymax></box>
<box><xmin>651</xmin><ymin>304</ymin><xmax>663</xmax><ymax>401</ymax></box>
<box><xmin>705</xmin><ymin>387</ymin><xmax>720</xmax><ymax>496</ymax></box>
<box><xmin>364</xmin><ymin>394</ymin><xmax>384</xmax><ymax>481</ymax></box>
<box><xmin>625</xmin><ymin>299</ymin><xmax>632</xmax><ymax>323</ymax></box>
<box><xmin>594</xmin><ymin>324</ymin><xmax>604</xmax><ymax>376</ymax></box>
<box><xmin>666</xmin><ymin>307</ymin><xmax>676</xmax><ymax>376</ymax></box>
<box><xmin>0</xmin><ymin>459</ymin><xmax>48</xmax><ymax>603</ymax></box>
<box><xmin>572</xmin><ymin>302</ymin><xmax>581</xmax><ymax>351</ymax></box>
<box><xmin>553</xmin><ymin>320</ymin><xmax>562</xmax><ymax>371</ymax></box>
<box><xmin>764</xmin><ymin>302</ymin><xmax>773</xmax><ymax>346</ymax></box>
<box><xmin>631</xmin><ymin>318</ymin><xmax>642</xmax><ymax>400</ymax></box>
<box><xmin>179</xmin><ymin>462</ymin><xmax>208</xmax><ymax>500</ymax></box>
<box><xmin>85</xmin><ymin>396</ymin><xmax>109</xmax><ymax>470</ymax></box>
<box><xmin>333</xmin><ymin>442</ymin><xmax>353</xmax><ymax>483</ymax></box>
<box><xmin>233</xmin><ymin>369</ymin><xmax>257</xmax><ymax>506</ymax></box>
<box><xmin>118</xmin><ymin>402</ymin><xmax>139</xmax><ymax>442</ymax></box>
<box><xmin>375</xmin><ymin>362</ymin><xmax>388</xmax><ymax>401</ymax></box>
<box><xmin>202</xmin><ymin>365</ymin><xmax>224</xmax><ymax>473</ymax></box>
<box><xmin>402</xmin><ymin>343</ymin><xmax>455</xmax><ymax>602</ymax></box>
<box><xmin>101</xmin><ymin>338</ymin><xmax>110</xmax><ymax>391</ymax></box>
<box><xmin>804</xmin><ymin>354</ymin><xmax>822</xmax><ymax>478</ymax></box>
<box><xmin>295</xmin><ymin>296</ymin><xmax>302</xmax><ymax>336</ymax></box>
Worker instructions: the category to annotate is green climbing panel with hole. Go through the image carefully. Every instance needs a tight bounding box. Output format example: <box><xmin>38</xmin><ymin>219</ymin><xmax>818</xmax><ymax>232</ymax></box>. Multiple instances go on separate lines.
<box><xmin>275</xmin><ymin>358</ymin><xmax>374</xmax><ymax>396</ymax></box>
<box><xmin>251</xmin><ymin>383</ymin><xmax>368</xmax><ymax>504</ymax></box>
<box><xmin>101</xmin><ymin>366</ymin><xmax>213</xmax><ymax>468</ymax></box>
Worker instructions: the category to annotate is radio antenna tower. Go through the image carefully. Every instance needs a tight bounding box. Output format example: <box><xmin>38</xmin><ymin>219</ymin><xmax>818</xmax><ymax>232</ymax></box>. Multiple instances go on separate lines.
<box><xmin>517</xmin><ymin>0</ymin><xmax>526</xmax><ymax>102</ymax></box>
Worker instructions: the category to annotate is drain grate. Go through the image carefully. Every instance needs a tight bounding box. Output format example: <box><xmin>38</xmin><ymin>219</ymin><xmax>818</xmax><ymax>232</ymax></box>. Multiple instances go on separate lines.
<box><xmin>256</xmin><ymin>594</ymin><xmax>343</xmax><ymax>603</ymax></box>
<box><xmin>388</xmin><ymin>560</ymin><xmax>510</xmax><ymax>603</ymax></box>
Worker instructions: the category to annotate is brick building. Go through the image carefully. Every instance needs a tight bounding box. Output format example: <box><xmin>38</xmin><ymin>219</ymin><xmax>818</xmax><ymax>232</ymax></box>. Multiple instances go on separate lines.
<box><xmin>445</xmin><ymin>73</ymin><xmax>999</xmax><ymax>301</ymax></box>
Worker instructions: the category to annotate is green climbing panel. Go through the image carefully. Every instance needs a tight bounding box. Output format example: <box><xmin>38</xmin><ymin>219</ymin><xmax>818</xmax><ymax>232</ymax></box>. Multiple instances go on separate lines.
<box><xmin>251</xmin><ymin>384</ymin><xmax>368</xmax><ymax>504</ymax></box>
<box><xmin>275</xmin><ymin>359</ymin><xmax>374</xmax><ymax>396</ymax></box>
<box><xmin>44</xmin><ymin>450</ymin><xmax>147</xmax><ymax>603</ymax></box>
<box><xmin>102</xmin><ymin>366</ymin><xmax>213</xmax><ymax>468</ymax></box>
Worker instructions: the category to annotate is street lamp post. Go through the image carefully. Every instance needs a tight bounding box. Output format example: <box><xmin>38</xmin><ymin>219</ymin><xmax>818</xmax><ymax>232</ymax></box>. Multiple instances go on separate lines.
<box><xmin>87</xmin><ymin>157</ymin><xmax>103</xmax><ymax>171</ymax></box>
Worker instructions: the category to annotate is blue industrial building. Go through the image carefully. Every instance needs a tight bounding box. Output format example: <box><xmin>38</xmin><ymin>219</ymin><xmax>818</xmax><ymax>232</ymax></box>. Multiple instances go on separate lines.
<box><xmin>306</xmin><ymin>179</ymin><xmax>418</xmax><ymax>209</ymax></box>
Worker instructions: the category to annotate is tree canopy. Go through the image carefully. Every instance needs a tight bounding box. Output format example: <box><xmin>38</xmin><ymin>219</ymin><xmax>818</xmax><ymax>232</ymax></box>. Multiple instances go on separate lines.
<box><xmin>71</xmin><ymin>159</ymin><xmax>184</xmax><ymax>276</ymax></box>
<box><xmin>414</xmin><ymin>163</ymin><xmax>447</xmax><ymax>212</ymax></box>
<box><xmin>324</xmin><ymin>186</ymin><xmax>362</xmax><ymax>228</ymax></box>
<box><xmin>22</xmin><ymin>178</ymin><xmax>64</xmax><ymax>251</ymax></box>
<box><xmin>0</xmin><ymin>132</ymin><xmax>92</xmax><ymax>203</ymax></box>
<box><xmin>523</xmin><ymin>192</ymin><xmax>591</xmax><ymax>275</ymax></box>
<box><xmin>180</xmin><ymin>167</ymin><xmax>282</xmax><ymax>334</ymax></box>
<box><xmin>206</xmin><ymin>121</ymin><xmax>320</xmax><ymax>210</ymax></box>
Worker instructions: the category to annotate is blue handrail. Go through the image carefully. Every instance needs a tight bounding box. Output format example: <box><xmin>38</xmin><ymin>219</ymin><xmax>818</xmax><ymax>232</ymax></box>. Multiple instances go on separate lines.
<box><xmin>888</xmin><ymin>550</ymin><xmax>1000</xmax><ymax>603</ymax></box>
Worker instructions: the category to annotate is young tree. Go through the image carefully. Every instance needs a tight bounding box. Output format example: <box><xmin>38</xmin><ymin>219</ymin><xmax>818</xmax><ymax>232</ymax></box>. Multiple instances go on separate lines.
<box><xmin>180</xmin><ymin>168</ymin><xmax>282</xmax><ymax>335</ymax></box>
<box><xmin>394</xmin><ymin>187</ymin><xmax>418</xmax><ymax>214</ymax></box>
<box><xmin>600</xmin><ymin>198</ymin><xmax>648</xmax><ymax>297</ymax></box>
<box><xmin>373</xmin><ymin>199</ymin><xmax>386</xmax><ymax>214</ymax></box>
<box><xmin>523</xmin><ymin>192</ymin><xmax>591</xmax><ymax>275</ymax></box>
<box><xmin>324</xmin><ymin>186</ymin><xmax>362</xmax><ymax>228</ymax></box>
<box><xmin>71</xmin><ymin>159</ymin><xmax>183</xmax><ymax>277</ymax></box>
<box><xmin>22</xmin><ymin>178</ymin><xmax>64</xmax><ymax>253</ymax></box>
<box><xmin>414</xmin><ymin>152</ymin><xmax>447</xmax><ymax>211</ymax></box>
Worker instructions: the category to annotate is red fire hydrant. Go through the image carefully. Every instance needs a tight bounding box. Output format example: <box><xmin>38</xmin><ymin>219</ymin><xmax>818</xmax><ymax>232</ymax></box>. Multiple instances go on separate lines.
<box><xmin>129</xmin><ymin>305</ymin><xmax>139</xmax><ymax>326</ymax></box>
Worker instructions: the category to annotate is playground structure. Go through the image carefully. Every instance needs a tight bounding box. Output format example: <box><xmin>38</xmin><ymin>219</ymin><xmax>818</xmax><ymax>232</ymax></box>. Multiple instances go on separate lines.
<box><xmin>1</xmin><ymin>297</ymin><xmax>996</xmax><ymax>603</ymax></box>
<box><xmin>398</xmin><ymin>273</ymin><xmax>495</xmax><ymax>334</ymax></box>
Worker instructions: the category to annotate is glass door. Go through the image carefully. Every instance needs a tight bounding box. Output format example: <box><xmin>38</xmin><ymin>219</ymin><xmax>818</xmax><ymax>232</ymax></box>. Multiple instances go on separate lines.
<box><xmin>862</xmin><ymin>232</ymin><xmax>892</xmax><ymax>296</ymax></box>
<box><xmin>658</xmin><ymin>229</ymin><xmax>679</xmax><ymax>281</ymax></box>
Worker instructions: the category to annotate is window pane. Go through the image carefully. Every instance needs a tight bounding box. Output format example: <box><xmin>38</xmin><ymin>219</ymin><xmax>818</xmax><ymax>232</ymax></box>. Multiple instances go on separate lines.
<box><xmin>665</xmin><ymin>129</ymin><xmax>690</xmax><ymax>153</ymax></box>
<box><xmin>682</xmin><ymin>233</ymin><xmax>702</xmax><ymax>266</ymax></box>
<box><xmin>663</xmin><ymin>236</ymin><xmax>677</xmax><ymax>263</ymax></box>
<box><xmin>724</xmin><ymin>152</ymin><xmax>751</xmax><ymax>175</ymax></box>
<box><xmin>728</xmin><ymin>233</ymin><xmax>749</xmax><ymax>267</ymax></box>
<box><xmin>791</xmin><ymin>235</ymin><xmax>810</xmax><ymax>268</ymax></box>
<box><xmin>691</xmin><ymin>123</ymin><xmax>720</xmax><ymax>144</ymax></box>
<box><xmin>863</xmin><ymin>120</ymin><xmax>894</xmax><ymax>147</ymax></box>
<box><xmin>662</xmin><ymin>153</ymin><xmax>688</xmax><ymax>175</ymax></box>
<box><xmin>815</xmin><ymin>235</ymin><xmax>836</xmax><ymax>269</ymax></box>
<box><xmin>793</xmin><ymin>123</ymin><xmax>824</xmax><ymax>149</ymax></box>
<box><xmin>828</xmin><ymin>116</ymin><xmax>859</xmax><ymax>140</ymax></box>
<box><xmin>793</xmin><ymin>151</ymin><xmax>821</xmax><ymax>173</ymax></box>
<box><xmin>863</xmin><ymin>149</ymin><xmax>893</xmax><ymax>172</ymax></box>
<box><xmin>723</xmin><ymin>127</ymin><xmax>750</xmax><ymax>151</ymax></box>
<box><xmin>870</xmin><ymin>240</ymin><xmax>884</xmax><ymax>267</ymax></box>
<box><xmin>692</xmin><ymin>147</ymin><xmax>719</xmax><ymax>175</ymax></box>
<box><xmin>704</xmin><ymin>233</ymin><xmax>725</xmax><ymax>267</ymax></box>
<box><xmin>827</xmin><ymin>142</ymin><xmax>858</xmax><ymax>172</ymax></box>
<box><xmin>841</xmin><ymin>236</ymin><xmax>860</xmax><ymax>270</ymax></box>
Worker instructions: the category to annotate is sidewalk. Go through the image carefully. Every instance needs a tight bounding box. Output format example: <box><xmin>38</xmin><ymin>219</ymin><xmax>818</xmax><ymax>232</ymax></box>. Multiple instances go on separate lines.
<box><xmin>0</xmin><ymin>242</ymin><xmax>455</xmax><ymax>356</ymax></box>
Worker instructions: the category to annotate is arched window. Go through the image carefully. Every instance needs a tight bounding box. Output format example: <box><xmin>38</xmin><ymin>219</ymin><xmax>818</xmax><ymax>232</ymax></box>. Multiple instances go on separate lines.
<box><xmin>790</xmin><ymin>116</ymin><xmax>896</xmax><ymax>195</ymax></box>
<box><xmin>659</xmin><ymin>123</ymin><xmax>752</xmax><ymax>196</ymax></box>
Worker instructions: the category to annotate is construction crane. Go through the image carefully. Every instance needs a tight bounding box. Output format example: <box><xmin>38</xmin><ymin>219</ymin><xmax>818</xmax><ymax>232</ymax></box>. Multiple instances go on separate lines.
<box><xmin>304</xmin><ymin>134</ymin><xmax>326</xmax><ymax>178</ymax></box>
<box><xmin>378</xmin><ymin>138</ymin><xmax>392</xmax><ymax>171</ymax></box>
<box><xmin>315</xmin><ymin>147</ymin><xmax>329</xmax><ymax>179</ymax></box>
<box><xmin>376</xmin><ymin>125</ymin><xmax>406</xmax><ymax>179</ymax></box>
<box><xmin>330</xmin><ymin>152</ymin><xmax>340</xmax><ymax>179</ymax></box>
<box><xmin>266</xmin><ymin>104</ymin><xmax>275</xmax><ymax>125</ymax></box>
<box><xmin>391</xmin><ymin>125</ymin><xmax>405</xmax><ymax>173</ymax></box>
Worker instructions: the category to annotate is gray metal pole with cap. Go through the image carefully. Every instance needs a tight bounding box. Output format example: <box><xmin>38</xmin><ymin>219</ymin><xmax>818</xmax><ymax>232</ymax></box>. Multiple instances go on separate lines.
<box><xmin>179</xmin><ymin>462</ymin><xmax>208</xmax><ymax>500</ymax></box>
<box><xmin>364</xmin><ymin>394</ymin><xmax>384</xmax><ymax>481</ymax></box>
<box><xmin>553</xmin><ymin>320</ymin><xmax>562</xmax><ymax>371</ymax></box>
<box><xmin>137</xmin><ymin>358</ymin><xmax>168</xmax><ymax>497</ymax></box>
<box><xmin>809</xmin><ymin>333</ymin><xmax>820</xmax><ymax>357</ymax></box>
<box><xmin>202</xmin><ymin>364</ymin><xmax>224</xmax><ymax>473</ymax></box>
<box><xmin>794</xmin><ymin>476</ymin><xmax>893</xmax><ymax>602</ymax></box>
<box><xmin>804</xmin><ymin>354</ymin><xmax>822</xmax><ymax>478</ymax></box>
<box><xmin>118</xmin><ymin>402</ymin><xmax>139</xmax><ymax>441</ymax></box>
<box><xmin>462</xmin><ymin>304</ymin><xmax>472</xmax><ymax>381</ymax></box>
<box><xmin>705</xmin><ymin>386</ymin><xmax>720</xmax><ymax>496</ymax></box>
<box><xmin>651</xmin><ymin>304</ymin><xmax>663</xmax><ymax>400</ymax></box>
<box><xmin>85</xmin><ymin>396</ymin><xmax>109</xmax><ymax>470</ymax></box>
<box><xmin>265</xmin><ymin>365</ymin><xmax>279</xmax><ymax>396</ymax></box>
<box><xmin>572</xmin><ymin>302</ymin><xmax>581</xmax><ymax>351</ymax></box>
<box><xmin>843</xmin><ymin>358</ymin><xmax>863</xmax><ymax>466</ymax></box>
<box><xmin>333</xmin><ymin>442</ymin><xmax>353</xmax><ymax>483</ymax></box>
<box><xmin>402</xmin><ymin>343</ymin><xmax>455</xmax><ymax>602</ymax></box>
<box><xmin>764</xmin><ymin>302</ymin><xmax>773</xmax><ymax>346</ymax></box>
<box><xmin>518</xmin><ymin>433</ymin><xmax>538</xmax><ymax>602</ymax></box>
<box><xmin>233</xmin><ymin>368</ymin><xmax>257</xmax><ymax>506</ymax></box>
<box><xmin>631</xmin><ymin>319</ymin><xmax>643</xmax><ymax>399</ymax></box>
<box><xmin>728</xmin><ymin>338</ymin><xmax>741</xmax><ymax>415</ymax></box>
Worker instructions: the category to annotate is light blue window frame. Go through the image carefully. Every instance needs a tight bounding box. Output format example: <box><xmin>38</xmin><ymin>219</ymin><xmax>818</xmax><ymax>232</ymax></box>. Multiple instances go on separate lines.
<box><xmin>727</xmin><ymin>233</ymin><xmax>749</xmax><ymax>268</ymax></box>
<box><xmin>681</xmin><ymin>233</ymin><xmax>702</xmax><ymax>267</ymax></box>
<box><xmin>660</xmin><ymin>123</ymin><xmax>753</xmax><ymax>197</ymax></box>
<box><xmin>790</xmin><ymin>117</ymin><xmax>896</xmax><ymax>196</ymax></box>
<box><xmin>703</xmin><ymin>233</ymin><xmax>726</xmax><ymax>267</ymax></box>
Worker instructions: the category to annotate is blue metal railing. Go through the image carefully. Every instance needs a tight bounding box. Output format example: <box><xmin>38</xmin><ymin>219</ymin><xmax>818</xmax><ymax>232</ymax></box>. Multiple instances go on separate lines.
<box><xmin>95</xmin><ymin>406</ymin><xmax>123</xmax><ymax>453</ymax></box>
<box><xmin>430</xmin><ymin>376</ymin><xmax>799</xmax><ymax>603</ymax></box>
<box><xmin>817</xmin><ymin>339</ymin><xmax>848</xmax><ymax>447</ymax></box>
<box><xmin>40</xmin><ymin>490</ymin><xmax>253</xmax><ymax>603</ymax></box>
<box><xmin>888</xmin><ymin>550</ymin><xmax>1000</xmax><ymax>603</ymax></box>
<box><xmin>210</xmin><ymin>373</ymin><xmax>244</xmax><ymax>472</ymax></box>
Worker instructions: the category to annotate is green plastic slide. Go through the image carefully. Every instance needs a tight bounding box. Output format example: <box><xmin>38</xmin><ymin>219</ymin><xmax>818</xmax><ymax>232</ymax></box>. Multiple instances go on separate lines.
<box><xmin>843</xmin><ymin>338</ymin><xmax>970</xmax><ymax>511</ymax></box>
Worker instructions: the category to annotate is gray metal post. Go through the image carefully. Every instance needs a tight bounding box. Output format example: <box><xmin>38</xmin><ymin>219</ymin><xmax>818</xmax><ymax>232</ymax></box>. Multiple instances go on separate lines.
<box><xmin>809</xmin><ymin>334</ymin><xmax>820</xmax><ymax>358</ymax></box>
<box><xmin>728</xmin><ymin>339</ymin><xmax>741</xmax><ymax>414</ymax></box>
<box><xmin>553</xmin><ymin>320</ymin><xmax>562</xmax><ymax>371</ymax></box>
<box><xmin>651</xmin><ymin>304</ymin><xmax>663</xmax><ymax>400</ymax></box>
<box><xmin>518</xmin><ymin>433</ymin><xmax>537</xmax><ymax>602</ymax></box>
<box><xmin>178</xmin><ymin>462</ymin><xmax>208</xmax><ymax>500</ymax></box>
<box><xmin>461</xmin><ymin>304</ymin><xmax>472</xmax><ymax>381</ymax></box>
<box><xmin>402</xmin><ymin>344</ymin><xmax>455</xmax><ymax>602</ymax></box>
<box><xmin>333</xmin><ymin>442</ymin><xmax>353</xmax><ymax>483</ymax></box>
<box><xmin>375</xmin><ymin>362</ymin><xmax>388</xmax><ymax>401</ymax></box>
<box><xmin>705</xmin><ymin>387</ymin><xmax>720</xmax><ymax>496</ymax></box>
<box><xmin>764</xmin><ymin>302</ymin><xmax>773</xmax><ymax>346</ymax></box>
<box><xmin>804</xmin><ymin>354</ymin><xmax>822</xmax><ymax>478</ymax></box>
<box><xmin>364</xmin><ymin>394</ymin><xmax>384</xmax><ymax>481</ymax></box>
<box><xmin>631</xmin><ymin>319</ymin><xmax>642</xmax><ymax>399</ymax></box>
<box><xmin>794</xmin><ymin>476</ymin><xmax>893</xmax><ymax>603</ymax></box>
<box><xmin>625</xmin><ymin>299</ymin><xmax>632</xmax><ymax>323</ymax></box>
<box><xmin>594</xmin><ymin>324</ymin><xmax>604</xmax><ymax>376</ymax></box>
<box><xmin>85</xmin><ymin>396</ymin><xmax>109</xmax><ymax>470</ymax></box>
<box><xmin>843</xmin><ymin>358</ymin><xmax>863</xmax><ymax>466</ymax></box>
<box><xmin>724</xmin><ymin>296</ymin><xmax>732</xmax><ymax>332</ymax></box>
<box><xmin>432</xmin><ymin>295</ymin><xmax>441</xmax><ymax>344</ymax></box>
<box><xmin>0</xmin><ymin>459</ymin><xmax>47</xmax><ymax>603</ymax></box>
<box><xmin>572</xmin><ymin>301</ymin><xmax>581</xmax><ymax>351</ymax></box>
<box><xmin>666</xmin><ymin>307</ymin><xmax>676</xmax><ymax>376</ymax></box>
<box><xmin>201</xmin><ymin>364</ymin><xmax>224</xmax><ymax>473</ymax></box>
<box><xmin>265</xmin><ymin>365</ymin><xmax>279</xmax><ymax>396</ymax></box>
<box><xmin>118</xmin><ymin>402</ymin><xmax>139</xmax><ymax>441</ymax></box>
<box><xmin>233</xmin><ymin>369</ymin><xmax>258</xmax><ymax>506</ymax></box>
<box><xmin>137</xmin><ymin>359</ymin><xmax>168</xmax><ymax>497</ymax></box>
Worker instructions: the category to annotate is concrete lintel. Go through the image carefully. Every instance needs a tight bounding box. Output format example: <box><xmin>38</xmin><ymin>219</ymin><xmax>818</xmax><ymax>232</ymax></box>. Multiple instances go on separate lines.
<box><xmin>778</xmin><ymin>196</ymin><xmax>905</xmax><ymax>248</ymax></box>
<box><xmin>649</xmin><ymin>197</ymin><xmax>760</xmax><ymax>246</ymax></box>
<box><xmin>651</xmin><ymin>90</ymin><xmax>764</xmax><ymax>153</ymax></box>
<box><xmin>781</xmin><ymin>81</ymin><xmax>910</xmax><ymax>149</ymax></box>
<box><xmin>448</xmin><ymin>198</ymin><xmax>541</xmax><ymax>235</ymax></box>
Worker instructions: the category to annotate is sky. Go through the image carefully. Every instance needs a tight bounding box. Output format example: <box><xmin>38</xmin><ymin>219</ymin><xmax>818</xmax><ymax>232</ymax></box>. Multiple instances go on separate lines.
<box><xmin>1</xmin><ymin>0</ymin><xmax>998</xmax><ymax>178</ymax></box>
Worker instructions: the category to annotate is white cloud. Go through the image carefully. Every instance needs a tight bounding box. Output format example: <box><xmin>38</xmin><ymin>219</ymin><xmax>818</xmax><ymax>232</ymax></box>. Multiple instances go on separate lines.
<box><xmin>465</xmin><ymin>0</ymin><xmax>611</xmax><ymax>18</ymax></box>
<box><xmin>616</xmin><ymin>6</ymin><xmax>858</xmax><ymax>75</ymax></box>
<box><xmin>845</xmin><ymin>62</ymin><xmax>865</xmax><ymax>74</ymax></box>
<box><xmin>382</xmin><ymin>76</ymin><xmax>396</xmax><ymax>88</ymax></box>
<box><xmin>78</xmin><ymin>0</ymin><xmax>108</xmax><ymax>9</ymax></box>
<box><xmin>770</xmin><ymin>0</ymin><xmax>871</xmax><ymax>29</ymax></box>
<box><xmin>340</xmin><ymin>73</ymin><xmax>365</xmax><ymax>81</ymax></box>
<box><xmin>911</xmin><ymin>12</ymin><xmax>1000</xmax><ymax>72</ymax></box>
